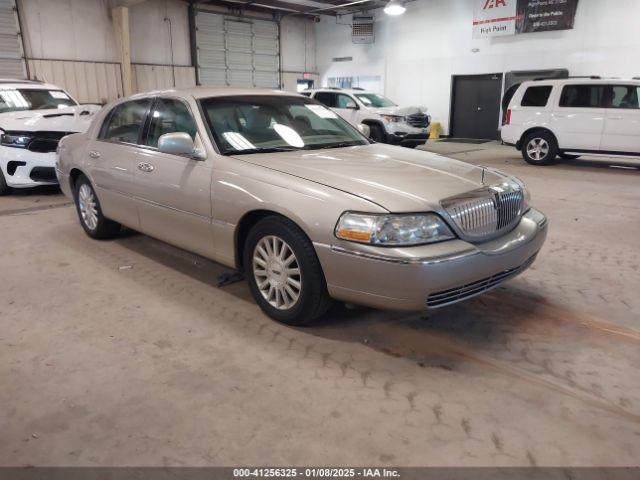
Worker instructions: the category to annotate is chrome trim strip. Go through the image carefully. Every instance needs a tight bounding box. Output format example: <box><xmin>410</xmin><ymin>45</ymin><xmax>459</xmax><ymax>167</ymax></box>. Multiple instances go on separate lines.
<box><xmin>328</xmin><ymin>245</ymin><xmax>479</xmax><ymax>265</ymax></box>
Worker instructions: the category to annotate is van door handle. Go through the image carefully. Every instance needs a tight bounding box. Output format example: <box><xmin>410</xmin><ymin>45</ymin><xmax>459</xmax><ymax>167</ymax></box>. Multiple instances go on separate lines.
<box><xmin>553</xmin><ymin>114</ymin><xmax>567</xmax><ymax>118</ymax></box>
<box><xmin>608</xmin><ymin>116</ymin><xmax>624</xmax><ymax>120</ymax></box>
<box><xmin>137</xmin><ymin>162</ymin><xmax>154</xmax><ymax>172</ymax></box>
<box><xmin>88</xmin><ymin>150</ymin><xmax>101</xmax><ymax>159</ymax></box>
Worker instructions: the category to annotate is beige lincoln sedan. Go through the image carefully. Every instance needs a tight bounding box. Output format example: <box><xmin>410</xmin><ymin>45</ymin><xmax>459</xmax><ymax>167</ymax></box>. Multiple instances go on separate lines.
<box><xmin>56</xmin><ymin>87</ymin><xmax>547</xmax><ymax>325</ymax></box>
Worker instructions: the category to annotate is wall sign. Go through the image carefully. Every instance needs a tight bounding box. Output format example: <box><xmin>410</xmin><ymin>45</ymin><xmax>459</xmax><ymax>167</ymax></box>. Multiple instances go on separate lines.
<box><xmin>473</xmin><ymin>0</ymin><xmax>579</xmax><ymax>38</ymax></box>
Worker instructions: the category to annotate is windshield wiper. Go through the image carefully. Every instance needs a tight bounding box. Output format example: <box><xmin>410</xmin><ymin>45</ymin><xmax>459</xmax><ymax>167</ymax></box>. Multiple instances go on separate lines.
<box><xmin>228</xmin><ymin>146</ymin><xmax>301</xmax><ymax>155</ymax></box>
<box><xmin>308</xmin><ymin>142</ymin><xmax>364</xmax><ymax>150</ymax></box>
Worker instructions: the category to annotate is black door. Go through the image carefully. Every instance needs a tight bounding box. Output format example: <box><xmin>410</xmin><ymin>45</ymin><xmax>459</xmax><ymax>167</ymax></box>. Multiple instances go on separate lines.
<box><xmin>450</xmin><ymin>73</ymin><xmax>503</xmax><ymax>140</ymax></box>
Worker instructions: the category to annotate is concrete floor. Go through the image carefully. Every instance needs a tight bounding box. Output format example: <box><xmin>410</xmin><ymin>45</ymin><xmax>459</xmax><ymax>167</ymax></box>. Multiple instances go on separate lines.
<box><xmin>1</xmin><ymin>143</ymin><xmax>639</xmax><ymax>467</ymax></box>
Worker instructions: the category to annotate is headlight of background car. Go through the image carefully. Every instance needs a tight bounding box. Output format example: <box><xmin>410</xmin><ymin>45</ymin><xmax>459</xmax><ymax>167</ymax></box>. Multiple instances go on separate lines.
<box><xmin>335</xmin><ymin>212</ymin><xmax>455</xmax><ymax>246</ymax></box>
<box><xmin>1</xmin><ymin>132</ymin><xmax>33</xmax><ymax>148</ymax></box>
<box><xmin>381</xmin><ymin>114</ymin><xmax>405</xmax><ymax>123</ymax></box>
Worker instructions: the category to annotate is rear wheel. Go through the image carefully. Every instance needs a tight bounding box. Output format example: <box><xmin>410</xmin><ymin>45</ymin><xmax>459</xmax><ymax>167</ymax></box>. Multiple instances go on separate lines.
<box><xmin>243</xmin><ymin>216</ymin><xmax>332</xmax><ymax>326</ymax></box>
<box><xmin>521</xmin><ymin>131</ymin><xmax>558</xmax><ymax>166</ymax></box>
<box><xmin>368</xmin><ymin>123</ymin><xmax>386</xmax><ymax>143</ymax></box>
<box><xmin>0</xmin><ymin>169</ymin><xmax>7</xmax><ymax>195</ymax></box>
<box><xmin>74</xmin><ymin>175</ymin><xmax>121</xmax><ymax>239</ymax></box>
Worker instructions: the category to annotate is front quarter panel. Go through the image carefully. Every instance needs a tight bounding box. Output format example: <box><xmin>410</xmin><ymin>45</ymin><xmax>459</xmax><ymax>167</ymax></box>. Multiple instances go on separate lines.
<box><xmin>210</xmin><ymin>155</ymin><xmax>388</xmax><ymax>268</ymax></box>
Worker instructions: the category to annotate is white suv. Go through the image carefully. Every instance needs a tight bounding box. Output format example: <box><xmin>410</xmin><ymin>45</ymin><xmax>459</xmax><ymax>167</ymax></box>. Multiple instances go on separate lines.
<box><xmin>501</xmin><ymin>78</ymin><xmax>640</xmax><ymax>165</ymax></box>
<box><xmin>302</xmin><ymin>88</ymin><xmax>430</xmax><ymax>147</ymax></box>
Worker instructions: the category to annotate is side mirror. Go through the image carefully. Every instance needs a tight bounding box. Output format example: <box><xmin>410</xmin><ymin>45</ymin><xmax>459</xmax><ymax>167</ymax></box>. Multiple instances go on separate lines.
<box><xmin>345</xmin><ymin>100</ymin><xmax>358</xmax><ymax>110</ymax></box>
<box><xmin>357</xmin><ymin>123</ymin><xmax>371</xmax><ymax>138</ymax></box>
<box><xmin>158</xmin><ymin>132</ymin><xmax>202</xmax><ymax>158</ymax></box>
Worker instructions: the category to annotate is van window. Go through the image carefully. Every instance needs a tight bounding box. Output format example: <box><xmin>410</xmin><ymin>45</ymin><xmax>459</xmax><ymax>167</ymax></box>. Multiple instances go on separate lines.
<box><xmin>559</xmin><ymin>85</ymin><xmax>604</xmax><ymax>108</ymax></box>
<box><xmin>521</xmin><ymin>86</ymin><xmax>552</xmax><ymax>107</ymax></box>
<box><xmin>609</xmin><ymin>85</ymin><xmax>639</xmax><ymax>109</ymax></box>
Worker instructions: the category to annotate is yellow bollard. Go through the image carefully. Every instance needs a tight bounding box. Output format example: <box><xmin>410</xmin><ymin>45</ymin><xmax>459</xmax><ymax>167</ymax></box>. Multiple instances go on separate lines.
<box><xmin>429</xmin><ymin>122</ymin><xmax>441</xmax><ymax>140</ymax></box>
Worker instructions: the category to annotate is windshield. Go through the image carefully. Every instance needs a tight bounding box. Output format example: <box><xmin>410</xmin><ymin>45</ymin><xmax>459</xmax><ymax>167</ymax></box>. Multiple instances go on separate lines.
<box><xmin>354</xmin><ymin>93</ymin><xmax>396</xmax><ymax>108</ymax></box>
<box><xmin>0</xmin><ymin>89</ymin><xmax>77</xmax><ymax>113</ymax></box>
<box><xmin>200</xmin><ymin>95</ymin><xmax>369</xmax><ymax>155</ymax></box>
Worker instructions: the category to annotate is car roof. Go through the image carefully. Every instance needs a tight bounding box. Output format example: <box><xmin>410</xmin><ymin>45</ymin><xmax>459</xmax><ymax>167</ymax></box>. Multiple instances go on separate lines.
<box><xmin>127</xmin><ymin>86</ymin><xmax>303</xmax><ymax>101</ymax></box>
<box><xmin>0</xmin><ymin>78</ymin><xmax>63</xmax><ymax>90</ymax></box>
<box><xmin>519</xmin><ymin>78</ymin><xmax>640</xmax><ymax>88</ymax></box>
<box><xmin>302</xmin><ymin>88</ymin><xmax>369</xmax><ymax>94</ymax></box>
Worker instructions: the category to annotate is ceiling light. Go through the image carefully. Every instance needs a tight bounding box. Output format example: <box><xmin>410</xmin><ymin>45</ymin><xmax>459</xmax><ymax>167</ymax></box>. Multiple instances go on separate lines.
<box><xmin>384</xmin><ymin>0</ymin><xmax>406</xmax><ymax>15</ymax></box>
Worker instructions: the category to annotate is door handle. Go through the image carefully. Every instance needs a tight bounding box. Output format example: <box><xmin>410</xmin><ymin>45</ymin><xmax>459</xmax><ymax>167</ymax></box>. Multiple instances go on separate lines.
<box><xmin>88</xmin><ymin>150</ymin><xmax>101</xmax><ymax>159</ymax></box>
<box><xmin>608</xmin><ymin>116</ymin><xmax>624</xmax><ymax>120</ymax></box>
<box><xmin>553</xmin><ymin>114</ymin><xmax>567</xmax><ymax>118</ymax></box>
<box><xmin>137</xmin><ymin>162</ymin><xmax>154</xmax><ymax>173</ymax></box>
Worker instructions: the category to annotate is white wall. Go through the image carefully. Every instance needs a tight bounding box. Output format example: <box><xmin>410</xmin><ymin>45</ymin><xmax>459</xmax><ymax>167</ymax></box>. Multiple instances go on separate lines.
<box><xmin>315</xmin><ymin>0</ymin><xmax>640</xmax><ymax>134</ymax></box>
<box><xmin>19</xmin><ymin>0</ymin><xmax>191</xmax><ymax>65</ymax></box>
<box><xmin>280</xmin><ymin>16</ymin><xmax>318</xmax><ymax>92</ymax></box>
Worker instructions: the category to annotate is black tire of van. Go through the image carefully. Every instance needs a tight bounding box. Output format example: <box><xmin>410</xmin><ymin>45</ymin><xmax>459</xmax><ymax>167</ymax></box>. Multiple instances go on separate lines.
<box><xmin>521</xmin><ymin>131</ymin><xmax>558</xmax><ymax>166</ymax></box>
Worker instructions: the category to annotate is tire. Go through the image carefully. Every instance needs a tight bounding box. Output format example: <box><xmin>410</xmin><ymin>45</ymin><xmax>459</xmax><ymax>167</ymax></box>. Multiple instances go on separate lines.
<box><xmin>521</xmin><ymin>131</ymin><xmax>558</xmax><ymax>166</ymax></box>
<box><xmin>559</xmin><ymin>153</ymin><xmax>580</xmax><ymax>160</ymax></box>
<box><xmin>243</xmin><ymin>216</ymin><xmax>333</xmax><ymax>326</ymax></box>
<box><xmin>73</xmin><ymin>175</ymin><xmax>121</xmax><ymax>239</ymax></box>
<box><xmin>0</xmin><ymin>168</ymin><xmax>8</xmax><ymax>196</ymax></box>
<box><xmin>368</xmin><ymin>123</ymin><xmax>387</xmax><ymax>143</ymax></box>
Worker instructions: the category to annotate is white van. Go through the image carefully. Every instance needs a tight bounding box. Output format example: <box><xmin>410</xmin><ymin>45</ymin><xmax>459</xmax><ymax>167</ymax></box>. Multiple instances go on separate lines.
<box><xmin>501</xmin><ymin>78</ymin><xmax>640</xmax><ymax>165</ymax></box>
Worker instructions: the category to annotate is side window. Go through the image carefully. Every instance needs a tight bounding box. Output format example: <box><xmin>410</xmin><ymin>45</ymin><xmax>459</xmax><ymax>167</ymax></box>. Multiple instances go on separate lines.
<box><xmin>521</xmin><ymin>86</ymin><xmax>552</xmax><ymax>107</ymax></box>
<box><xmin>336</xmin><ymin>94</ymin><xmax>356</xmax><ymax>108</ymax></box>
<box><xmin>145</xmin><ymin>98</ymin><xmax>198</xmax><ymax>148</ymax></box>
<box><xmin>99</xmin><ymin>99</ymin><xmax>151</xmax><ymax>144</ymax></box>
<box><xmin>609</xmin><ymin>85</ymin><xmax>639</xmax><ymax>109</ymax></box>
<box><xmin>559</xmin><ymin>85</ymin><xmax>604</xmax><ymax>108</ymax></box>
<box><xmin>314</xmin><ymin>92</ymin><xmax>336</xmax><ymax>108</ymax></box>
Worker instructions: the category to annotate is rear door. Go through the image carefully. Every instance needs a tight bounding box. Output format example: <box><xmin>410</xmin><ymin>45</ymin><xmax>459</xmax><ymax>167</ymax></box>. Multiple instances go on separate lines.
<box><xmin>601</xmin><ymin>84</ymin><xmax>640</xmax><ymax>153</ymax></box>
<box><xmin>89</xmin><ymin>98</ymin><xmax>153</xmax><ymax>228</ymax></box>
<box><xmin>134</xmin><ymin>97</ymin><xmax>215</xmax><ymax>258</ymax></box>
<box><xmin>551</xmin><ymin>84</ymin><xmax>605</xmax><ymax>150</ymax></box>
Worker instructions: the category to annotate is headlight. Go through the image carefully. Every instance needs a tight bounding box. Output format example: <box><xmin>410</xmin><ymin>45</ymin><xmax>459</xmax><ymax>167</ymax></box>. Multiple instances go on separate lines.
<box><xmin>381</xmin><ymin>114</ymin><xmax>404</xmax><ymax>123</ymax></box>
<box><xmin>1</xmin><ymin>132</ymin><xmax>33</xmax><ymax>148</ymax></box>
<box><xmin>335</xmin><ymin>212</ymin><xmax>455</xmax><ymax>246</ymax></box>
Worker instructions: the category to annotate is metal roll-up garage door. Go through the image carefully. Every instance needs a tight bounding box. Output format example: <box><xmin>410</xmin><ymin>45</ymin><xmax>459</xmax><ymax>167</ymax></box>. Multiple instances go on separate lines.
<box><xmin>195</xmin><ymin>10</ymin><xmax>280</xmax><ymax>89</ymax></box>
<box><xmin>0</xmin><ymin>0</ymin><xmax>25</xmax><ymax>78</ymax></box>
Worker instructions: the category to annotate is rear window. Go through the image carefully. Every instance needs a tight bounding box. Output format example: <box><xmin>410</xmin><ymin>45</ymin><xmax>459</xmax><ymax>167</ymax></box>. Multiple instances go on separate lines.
<box><xmin>559</xmin><ymin>85</ymin><xmax>604</xmax><ymax>108</ymax></box>
<box><xmin>521</xmin><ymin>86</ymin><xmax>552</xmax><ymax>107</ymax></box>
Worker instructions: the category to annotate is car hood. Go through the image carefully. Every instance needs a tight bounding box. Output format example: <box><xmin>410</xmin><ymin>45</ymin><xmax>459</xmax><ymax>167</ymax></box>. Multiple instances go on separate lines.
<box><xmin>0</xmin><ymin>104</ymin><xmax>101</xmax><ymax>133</ymax></box>
<box><xmin>371</xmin><ymin>106</ymin><xmax>428</xmax><ymax>116</ymax></box>
<box><xmin>232</xmin><ymin>143</ymin><xmax>507</xmax><ymax>212</ymax></box>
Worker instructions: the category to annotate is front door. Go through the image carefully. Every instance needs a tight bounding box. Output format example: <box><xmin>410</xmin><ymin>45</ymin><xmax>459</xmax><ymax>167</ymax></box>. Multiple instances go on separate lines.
<box><xmin>332</xmin><ymin>93</ymin><xmax>360</xmax><ymax>127</ymax></box>
<box><xmin>88</xmin><ymin>98</ymin><xmax>153</xmax><ymax>229</ymax></box>
<box><xmin>601</xmin><ymin>84</ymin><xmax>640</xmax><ymax>153</ymax></box>
<box><xmin>451</xmin><ymin>73</ymin><xmax>503</xmax><ymax>140</ymax></box>
<box><xmin>133</xmin><ymin>97</ymin><xmax>215</xmax><ymax>258</ymax></box>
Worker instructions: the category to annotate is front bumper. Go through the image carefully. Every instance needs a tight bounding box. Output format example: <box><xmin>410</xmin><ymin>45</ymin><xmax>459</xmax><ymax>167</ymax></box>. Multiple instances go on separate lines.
<box><xmin>386</xmin><ymin>123</ymin><xmax>430</xmax><ymax>147</ymax></box>
<box><xmin>315</xmin><ymin>208</ymin><xmax>547</xmax><ymax>311</ymax></box>
<box><xmin>0</xmin><ymin>146</ymin><xmax>58</xmax><ymax>188</ymax></box>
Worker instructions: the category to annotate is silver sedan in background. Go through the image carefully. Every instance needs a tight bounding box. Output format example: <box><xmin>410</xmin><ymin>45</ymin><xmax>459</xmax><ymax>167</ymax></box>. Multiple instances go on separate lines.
<box><xmin>56</xmin><ymin>88</ymin><xmax>547</xmax><ymax>325</ymax></box>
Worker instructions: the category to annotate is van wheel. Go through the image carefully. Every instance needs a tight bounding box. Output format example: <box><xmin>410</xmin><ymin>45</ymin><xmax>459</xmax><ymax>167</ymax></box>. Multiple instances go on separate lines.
<box><xmin>522</xmin><ymin>131</ymin><xmax>558</xmax><ymax>166</ymax></box>
<box><xmin>559</xmin><ymin>153</ymin><xmax>580</xmax><ymax>160</ymax></box>
<box><xmin>0</xmin><ymin>169</ymin><xmax>8</xmax><ymax>195</ymax></box>
<box><xmin>74</xmin><ymin>175</ymin><xmax>121</xmax><ymax>239</ymax></box>
<box><xmin>243</xmin><ymin>216</ymin><xmax>332</xmax><ymax>326</ymax></box>
<box><xmin>368</xmin><ymin>124</ymin><xmax>387</xmax><ymax>143</ymax></box>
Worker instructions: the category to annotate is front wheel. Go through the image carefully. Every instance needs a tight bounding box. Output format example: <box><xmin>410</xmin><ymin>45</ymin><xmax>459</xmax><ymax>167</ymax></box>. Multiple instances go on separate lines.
<box><xmin>368</xmin><ymin>124</ymin><xmax>387</xmax><ymax>143</ymax></box>
<box><xmin>74</xmin><ymin>175</ymin><xmax>121</xmax><ymax>239</ymax></box>
<box><xmin>0</xmin><ymin>169</ymin><xmax>8</xmax><ymax>196</ymax></box>
<box><xmin>521</xmin><ymin>131</ymin><xmax>558</xmax><ymax>166</ymax></box>
<box><xmin>243</xmin><ymin>216</ymin><xmax>332</xmax><ymax>326</ymax></box>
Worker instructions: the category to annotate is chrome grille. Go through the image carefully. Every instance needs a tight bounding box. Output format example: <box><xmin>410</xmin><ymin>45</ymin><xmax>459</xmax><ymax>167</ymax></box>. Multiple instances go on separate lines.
<box><xmin>442</xmin><ymin>186</ymin><xmax>524</xmax><ymax>241</ymax></box>
<box><xmin>406</xmin><ymin>113</ymin><xmax>429</xmax><ymax>128</ymax></box>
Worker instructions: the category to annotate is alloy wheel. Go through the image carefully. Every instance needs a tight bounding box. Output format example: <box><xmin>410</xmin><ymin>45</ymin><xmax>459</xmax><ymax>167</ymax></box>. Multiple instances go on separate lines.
<box><xmin>526</xmin><ymin>138</ymin><xmax>549</xmax><ymax>162</ymax></box>
<box><xmin>78</xmin><ymin>184</ymin><xmax>98</xmax><ymax>231</ymax></box>
<box><xmin>252</xmin><ymin>235</ymin><xmax>302</xmax><ymax>310</ymax></box>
